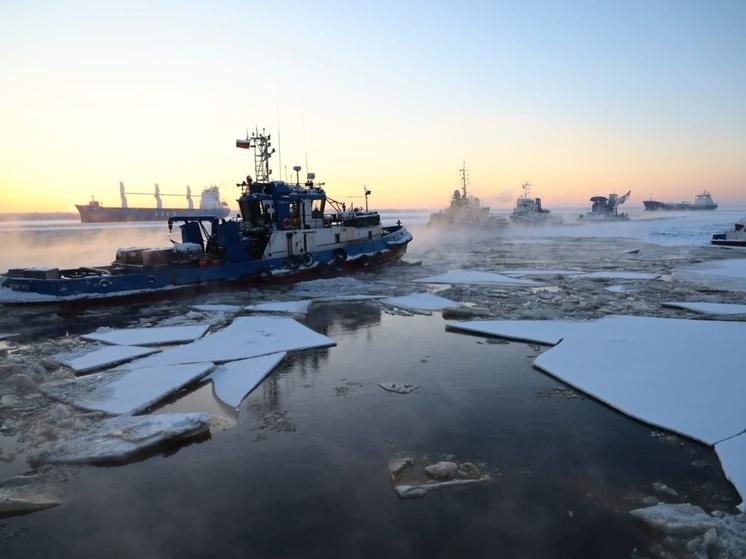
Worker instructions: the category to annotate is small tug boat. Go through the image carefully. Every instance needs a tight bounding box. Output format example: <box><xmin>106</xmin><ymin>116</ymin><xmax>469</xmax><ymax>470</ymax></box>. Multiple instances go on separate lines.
<box><xmin>578</xmin><ymin>190</ymin><xmax>631</xmax><ymax>222</ymax></box>
<box><xmin>0</xmin><ymin>129</ymin><xmax>413</xmax><ymax>304</ymax></box>
<box><xmin>428</xmin><ymin>164</ymin><xmax>507</xmax><ymax>229</ymax></box>
<box><xmin>509</xmin><ymin>182</ymin><xmax>563</xmax><ymax>225</ymax></box>
<box><xmin>711</xmin><ymin>219</ymin><xmax>746</xmax><ymax>248</ymax></box>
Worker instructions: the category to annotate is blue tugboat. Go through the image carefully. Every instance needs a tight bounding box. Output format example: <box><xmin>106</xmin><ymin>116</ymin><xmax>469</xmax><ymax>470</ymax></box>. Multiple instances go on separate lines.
<box><xmin>0</xmin><ymin>129</ymin><xmax>413</xmax><ymax>304</ymax></box>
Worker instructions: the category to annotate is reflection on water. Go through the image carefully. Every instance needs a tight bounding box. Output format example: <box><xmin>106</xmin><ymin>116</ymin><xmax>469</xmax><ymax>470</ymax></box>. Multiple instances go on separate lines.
<box><xmin>303</xmin><ymin>300</ymin><xmax>383</xmax><ymax>337</ymax></box>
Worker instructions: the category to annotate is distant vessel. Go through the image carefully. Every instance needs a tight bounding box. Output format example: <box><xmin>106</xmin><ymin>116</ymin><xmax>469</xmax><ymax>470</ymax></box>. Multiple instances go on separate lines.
<box><xmin>428</xmin><ymin>164</ymin><xmax>508</xmax><ymax>229</ymax></box>
<box><xmin>711</xmin><ymin>219</ymin><xmax>746</xmax><ymax>247</ymax></box>
<box><xmin>76</xmin><ymin>183</ymin><xmax>232</xmax><ymax>223</ymax></box>
<box><xmin>578</xmin><ymin>191</ymin><xmax>631</xmax><ymax>222</ymax></box>
<box><xmin>509</xmin><ymin>182</ymin><xmax>563</xmax><ymax>225</ymax></box>
<box><xmin>643</xmin><ymin>191</ymin><xmax>718</xmax><ymax>211</ymax></box>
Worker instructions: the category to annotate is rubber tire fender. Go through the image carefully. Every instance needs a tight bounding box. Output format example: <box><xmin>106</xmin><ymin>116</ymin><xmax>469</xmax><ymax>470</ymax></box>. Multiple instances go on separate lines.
<box><xmin>301</xmin><ymin>252</ymin><xmax>315</xmax><ymax>267</ymax></box>
<box><xmin>333</xmin><ymin>248</ymin><xmax>348</xmax><ymax>263</ymax></box>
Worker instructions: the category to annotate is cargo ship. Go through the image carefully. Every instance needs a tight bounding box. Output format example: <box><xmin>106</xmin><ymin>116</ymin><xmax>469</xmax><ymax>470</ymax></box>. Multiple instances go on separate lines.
<box><xmin>76</xmin><ymin>183</ymin><xmax>232</xmax><ymax>223</ymax></box>
<box><xmin>643</xmin><ymin>191</ymin><xmax>718</xmax><ymax>211</ymax></box>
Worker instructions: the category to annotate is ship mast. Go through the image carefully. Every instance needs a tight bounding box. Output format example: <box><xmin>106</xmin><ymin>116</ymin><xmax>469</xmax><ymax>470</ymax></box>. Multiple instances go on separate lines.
<box><xmin>236</xmin><ymin>128</ymin><xmax>275</xmax><ymax>184</ymax></box>
<box><xmin>459</xmin><ymin>162</ymin><xmax>469</xmax><ymax>198</ymax></box>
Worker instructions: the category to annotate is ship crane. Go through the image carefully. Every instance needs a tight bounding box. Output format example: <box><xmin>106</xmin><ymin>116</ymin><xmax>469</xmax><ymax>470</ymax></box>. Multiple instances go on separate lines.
<box><xmin>610</xmin><ymin>190</ymin><xmax>631</xmax><ymax>214</ymax></box>
<box><xmin>120</xmin><ymin>184</ymin><xmax>196</xmax><ymax>210</ymax></box>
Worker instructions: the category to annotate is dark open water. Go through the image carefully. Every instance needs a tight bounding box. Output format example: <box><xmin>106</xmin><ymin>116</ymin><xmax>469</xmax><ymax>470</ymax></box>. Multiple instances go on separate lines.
<box><xmin>0</xmin><ymin>212</ymin><xmax>743</xmax><ymax>558</ymax></box>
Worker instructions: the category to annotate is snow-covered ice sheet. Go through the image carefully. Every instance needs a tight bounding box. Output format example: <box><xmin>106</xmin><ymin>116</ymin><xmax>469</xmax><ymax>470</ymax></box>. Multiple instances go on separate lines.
<box><xmin>715</xmin><ymin>434</ymin><xmax>746</xmax><ymax>511</ymax></box>
<box><xmin>32</xmin><ymin>413</ymin><xmax>210</xmax><ymax>465</ymax></box>
<box><xmin>534</xmin><ymin>315</ymin><xmax>746</xmax><ymax>445</ymax></box>
<box><xmin>208</xmin><ymin>352</ymin><xmax>286</xmax><ymax>409</ymax></box>
<box><xmin>245</xmin><ymin>301</ymin><xmax>311</xmax><ymax>314</ymax></box>
<box><xmin>662</xmin><ymin>302</ymin><xmax>746</xmax><ymax>315</ymax></box>
<box><xmin>446</xmin><ymin>320</ymin><xmax>589</xmax><ymax>346</ymax></box>
<box><xmin>414</xmin><ymin>270</ymin><xmax>541</xmax><ymax>286</ymax></box>
<box><xmin>382</xmin><ymin>293</ymin><xmax>462</xmax><ymax>311</ymax></box>
<box><xmin>81</xmin><ymin>324</ymin><xmax>211</xmax><ymax>346</ymax></box>
<box><xmin>132</xmin><ymin>316</ymin><xmax>335</xmax><ymax>367</ymax></box>
<box><xmin>72</xmin><ymin>363</ymin><xmax>213</xmax><ymax>415</ymax></box>
<box><xmin>55</xmin><ymin>346</ymin><xmax>159</xmax><ymax>374</ymax></box>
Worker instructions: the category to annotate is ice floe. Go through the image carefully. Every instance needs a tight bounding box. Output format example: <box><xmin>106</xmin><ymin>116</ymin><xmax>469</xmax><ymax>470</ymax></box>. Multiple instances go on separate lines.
<box><xmin>29</xmin><ymin>413</ymin><xmax>210</xmax><ymax>465</ymax></box>
<box><xmin>534</xmin><ymin>315</ymin><xmax>746</xmax><ymax>446</ymax></box>
<box><xmin>207</xmin><ymin>353</ymin><xmax>287</xmax><ymax>408</ymax></box>
<box><xmin>679</xmin><ymin>258</ymin><xmax>746</xmax><ymax>280</ymax></box>
<box><xmin>446</xmin><ymin>319</ymin><xmax>588</xmax><ymax>345</ymax></box>
<box><xmin>378</xmin><ymin>382</ymin><xmax>419</xmax><ymax>394</ymax></box>
<box><xmin>388</xmin><ymin>455</ymin><xmax>499</xmax><ymax>499</ymax></box>
<box><xmin>0</xmin><ymin>474</ymin><xmax>61</xmax><ymax>515</ymax></box>
<box><xmin>630</xmin><ymin>503</ymin><xmax>746</xmax><ymax>556</ymax></box>
<box><xmin>577</xmin><ymin>271</ymin><xmax>661</xmax><ymax>280</ymax></box>
<box><xmin>245</xmin><ymin>301</ymin><xmax>312</xmax><ymax>314</ymax></box>
<box><xmin>661</xmin><ymin>302</ymin><xmax>746</xmax><ymax>315</ymax></box>
<box><xmin>606</xmin><ymin>285</ymin><xmax>628</xmax><ymax>293</ymax></box>
<box><xmin>313</xmin><ymin>294</ymin><xmax>387</xmax><ymax>302</ymax></box>
<box><xmin>191</xmin><ymin>304</ymin><xmax>243</xmax><ymax>313</ymax></box>
<box><xmin>59</xmin><ymin>363</ymin><xmax>214</xmax><ymax>415</ymax></box>
<box><xmin>382</xmin><ymin>293</ymin><xmax>462</xmax><ymax>311</ymax></box>
<box><xmin>131</xmin><ymin>316</ymin><xmax>335</xmax><ymax>367</ymax></box>
<box><xmin>501</xmin><ymin>269</ymin><xmax>583</xmax><ymax>277</ymax></box>
<box><xmin>81</xmin><ymin>324</ymin><xmax>211</xmax><ymax>346</ymax></box>
<box><xmin>716</xmin><ymin>434</ymin><xmax>746</xmax><ymax>511</ymax></box>
<box><xmin>675</xmin><ymin>258</ymin><xmax>746</xmax><ymax>292</ymax></box>
<box><xmin>54</xmin><ymin>345</ymin><xmax>159</xmax><ymax>374</ymax></box>
<box><xmin>414</xmin><ymin>270</ymin><xmax>541</xmax><ymax>286</ymax></box>
<box><xmin>447</xmin><ymin>313</ymin><xmax>746</xmax><ymax>510</ymax></box>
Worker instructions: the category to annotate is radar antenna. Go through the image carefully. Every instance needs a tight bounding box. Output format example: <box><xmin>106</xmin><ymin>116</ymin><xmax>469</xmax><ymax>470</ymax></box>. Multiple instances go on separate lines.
<box><xmin>236</xmin><ymin>128</ymin><xmax>275</xmax><ymax>183</ymax></box>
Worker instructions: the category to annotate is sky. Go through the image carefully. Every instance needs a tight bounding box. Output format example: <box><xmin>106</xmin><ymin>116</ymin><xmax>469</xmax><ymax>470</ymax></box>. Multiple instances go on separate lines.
<box><xmin>1</xmin><ymin>0</ymin><xmax>745</xmax><ymax>213</ymax></box>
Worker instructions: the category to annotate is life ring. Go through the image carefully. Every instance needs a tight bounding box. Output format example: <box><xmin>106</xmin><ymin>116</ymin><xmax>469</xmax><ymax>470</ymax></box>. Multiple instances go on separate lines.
<box><xmin>147</xmin><ymin>275</ymin><xmax>156</xmax><ymax>285</ymax></box>
<box><xmin>283</xmin><ymin>218</ymin><xmax>291</xmax><ymax>228</ymax></box>
<box><xmin>333</xmin><ymin>248</ymin><xmax>348</xmax><ymax>263</ymax></box>
<box><xmin>316</xmin><ymin>261</ymin><xmax>330</xmax><ymax>277</ymax></box>
<box><xmin>257</xmin><ymin>267</ymin><xmax>273</xmax><ymax>281</ymax></box>
<box><xmin>323</xmin><ymin>217</ymin><xmax>331</xmax><ymax>227</ymax></box>
<box><xmin>99</xmin><ymin>279</ymin><xmax>110</xmax><ymax>288</ymax></box>
<box><xmin>301</xmin><ymin>252</ymin><xmax>314</xmax><ymax>267</ymax></box>
<box><xmin>286</xmin><ymin>255</ymin><xmax>301</xmax><ymax>270</ymax></box>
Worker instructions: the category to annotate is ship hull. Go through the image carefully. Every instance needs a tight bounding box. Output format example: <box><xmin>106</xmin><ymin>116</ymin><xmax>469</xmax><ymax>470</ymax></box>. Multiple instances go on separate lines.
<box><xmin>76</xmin><ymin>205</ymin><xmax>232</xmax><ymax>223</ymax></box>
<box><xmin>711</xmin><ymin>229</ymin><xmax>746</xmax><ymax>248</ymax></box>
<box><xmin>0</xmin><ymin>225</ymin><xmax>412</xmax><ymax>305</ymax></box>
<box><xmin>643</xmin><ymin>200</ymin><xmax>718</xmax><ymax>211</ymax></box>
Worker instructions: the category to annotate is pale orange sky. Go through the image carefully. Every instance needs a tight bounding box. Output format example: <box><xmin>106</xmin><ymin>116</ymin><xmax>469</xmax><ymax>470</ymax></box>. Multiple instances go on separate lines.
<box><xmin>1</xmin><ymin>1</ymin><xmax>745</xmax><ymax>213</ymax></box>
